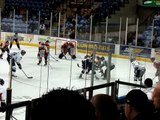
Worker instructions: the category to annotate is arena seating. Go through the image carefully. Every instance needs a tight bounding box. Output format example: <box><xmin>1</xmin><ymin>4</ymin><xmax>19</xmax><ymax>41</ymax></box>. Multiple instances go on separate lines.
<box><xmin>64</xmin><ymin>0</ymin><xmax>127</xmax><ymax>35</ymax></box>
<box><xmin>2</xmin><ymin>0</ymin><xmax>64</xmax><ymax>34</ymax></box>
<box><xmin>141</xmin><ymin>11</ymin><xmax>160</xmax><ymax>48</ymax></box>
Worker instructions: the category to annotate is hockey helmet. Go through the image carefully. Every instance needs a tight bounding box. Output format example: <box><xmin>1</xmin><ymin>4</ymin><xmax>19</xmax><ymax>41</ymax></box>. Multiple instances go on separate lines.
<box><xmin>84</xmin><ymin>55</ymin><xmax>90</xmax><ymax>59</ymax></box>
<box><xmin>150</xmin><ymin>57</ymin><xmax>155</xmax><ymax>62</ymax></box>
<box><xmin>96</xmin><ymin>56</ymin><xmax>101</xmax><ymax>60</ymax></box>
<box><xmin>21</xmin><ymin>50</ymin><xmax>26</xmax><ymax>56</ymax></box>
<box><xmin>101</xmin><ymin>56</ymin><xmax>105</xmax><ymax>60</ymax></box>
<box><xmin>46</xmin><ymin>40</ymin><xmax>50</xmax><ymax>43</ymax></box>
<box><xmin>130</xmin><ymin>58</ymin><xmax>136</xmax><ymax>62</ymax></box>
<box><xmin>0</xmin><ymin>78</ymin><xmax>4</xmax><ymax>85</ymax></box>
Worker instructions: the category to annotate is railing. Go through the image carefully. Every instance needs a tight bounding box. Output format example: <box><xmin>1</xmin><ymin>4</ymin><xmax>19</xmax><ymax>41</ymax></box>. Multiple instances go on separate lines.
<box><xmin>0</xmin><ymin>80</ymin><xmax>145</xmax><ymax>120</ymax></box>
<box><xmin>0</xmin><ymin>101</ymin><xmax>31</xmax><ymax>120</ymax></box>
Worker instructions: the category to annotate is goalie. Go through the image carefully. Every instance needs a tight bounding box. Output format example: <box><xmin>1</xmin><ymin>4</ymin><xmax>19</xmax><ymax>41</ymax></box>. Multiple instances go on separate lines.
<box><xmin>130</xmin><ymin>58</ymin><xmax>146</xmax><ymax>81</ymax></box>
<box><xmin>59</xmin><ymin>42</ymin><xmax>76</xmax><ymax>59</ymax></box>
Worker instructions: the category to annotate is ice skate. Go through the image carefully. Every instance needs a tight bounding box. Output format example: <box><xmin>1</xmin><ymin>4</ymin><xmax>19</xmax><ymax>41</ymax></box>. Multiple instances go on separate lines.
<box><xmin>12</xmin><ymin>74</ymin><xmax>17</xmax><ymax>77</ymax></box>
<box><xmin>138</xmin><ymin>77</ymin><xmax>142</xmax><ymax>81</ymax></box>
<box><xmin>134</xmin><ymin>77</ymin><xmax>137</xmax><ymax>81</ymax></box>
<box><xmin>0</xmin><ymin>54</ymin><xmax>3</xmax><ymax>59</ymax></box>
<box><xmin>37</xmin><ymin>61</ymin><xmax>41</xmax><ymax>65</ymax></box>
<box><xmin>79</xmin><ymin>74</ymin><xmax>82</xmax><ymax>78</ymax></box>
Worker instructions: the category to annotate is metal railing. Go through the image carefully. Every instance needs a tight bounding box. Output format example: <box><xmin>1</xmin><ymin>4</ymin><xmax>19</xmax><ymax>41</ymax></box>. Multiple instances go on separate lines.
<box><xmin>0</xmin><ymin>80</ymin><xmax>145</xmax><ymax>120</ymax></box>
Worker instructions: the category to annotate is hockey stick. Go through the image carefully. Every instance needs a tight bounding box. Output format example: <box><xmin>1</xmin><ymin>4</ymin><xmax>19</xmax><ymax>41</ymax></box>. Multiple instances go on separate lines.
<box><xmin>49</xmin><ymin>54</ymin><xmax>58</xmax><ymax>61</ymax></box>
<box><xmin>77</xmin><ymin>63</ymin><xmax>82</xmax><ymax>68</ymax></box>
<box><xmin>21</xmin><ymin>69</ymin><xmax>33</xmax><ymax>79</ymax></box>
<box><xmin>152</xmin><ymin>76</ymin><xmax>157</xmax><ymax>80</ymax></box>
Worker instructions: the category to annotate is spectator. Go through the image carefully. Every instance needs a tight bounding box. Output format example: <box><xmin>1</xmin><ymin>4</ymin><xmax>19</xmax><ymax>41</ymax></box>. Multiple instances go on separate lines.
<box><xmin>39</xmin><ymin>23</ymin><xmax>46</xmax><ymax>35</ymax></box>
<box><xmin>124</xmin><ymin>89</ymin><xmax>154</xmax><ymax>120</ymax></box>
<box><xmin>143</xmin><ymin>78</ymin><xmax>154</xmax><ymax>100</ymax></box>
<box><xmin>91</xmin><ymin>94</ymin><xmax>119</xmax><ymax>120</ymax></box>
<box><xmin>69</xmin><ymin>29</ymin><xmax>75</xmax><ymax>39</ymax></box>
<box><xmin>154</xmin><ymin>11</ymin><xmax>160</xmax><ymax>20</ymax></box>
<box><xmin>31</xmin><ymin>88</ymin><xmax>96</xmax><ymax>120</ymax></box>
<box><xmin>152</xmin><ymin>83</ymin><xmax>160</xmax><ymax>120</ymax></box>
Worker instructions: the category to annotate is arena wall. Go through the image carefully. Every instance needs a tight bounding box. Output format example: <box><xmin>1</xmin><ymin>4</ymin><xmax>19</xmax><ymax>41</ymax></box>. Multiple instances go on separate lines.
<box><xmin>0</xmin><ymin>32</ymin><xmax>156</xmax><ymax>62</ymax></box>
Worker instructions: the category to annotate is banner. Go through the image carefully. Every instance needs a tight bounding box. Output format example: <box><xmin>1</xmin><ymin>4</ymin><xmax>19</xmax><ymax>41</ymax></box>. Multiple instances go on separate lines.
<box><xmin>5</xmin><ymin>32</ymin><xmax>34</xmax><ymax>42</ymax></box>
<box><xmin>37</xmin><ymin>35</ymin><xmax>56</xmax><ymax>46</ymax></box>
<box><xmin>120</xmin><ymin>45</ymin><xmax>151</xmax><ymax>58</ymax></box>
<box><xmin>77</xmin><ymin>42</ymin><xmax>115</xmax><ymax>54</ymax></box>
<box><xmin>143</xmin><ymin>0</ymin><xmax>160</xmax><ymax>6</ymax></box>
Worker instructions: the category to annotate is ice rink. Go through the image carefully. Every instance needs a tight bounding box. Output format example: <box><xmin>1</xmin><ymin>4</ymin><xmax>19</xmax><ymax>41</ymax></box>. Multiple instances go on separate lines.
<box><xmin>0</xmin><ymin>45</ymin><xmax>158</xmax><ymax>119</ymax></box>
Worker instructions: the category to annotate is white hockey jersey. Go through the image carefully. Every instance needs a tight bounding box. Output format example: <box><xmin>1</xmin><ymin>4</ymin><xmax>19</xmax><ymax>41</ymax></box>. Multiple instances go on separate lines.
<box><xmin>10</xmin><ymin>52</ymin><xmax>22</xmax><ymax>64</ymax></box>
<box><xmin>131</xmin><ymin>60</ymin><xmax>145</xmax><ymax>70</ymax></box>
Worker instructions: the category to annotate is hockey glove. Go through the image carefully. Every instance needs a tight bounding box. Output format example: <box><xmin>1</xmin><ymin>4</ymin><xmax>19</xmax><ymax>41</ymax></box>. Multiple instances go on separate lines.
<box><xmin>1</xmin><ymin>101</ymin><xmax>6</xmax><ymax>112</ymax></box>
<box><xmin>155</xmin><ymin>72</ymin><xmax>159</xmax><ymax>77</ymax></box>
<box><xmin>17</xmin><ymin>63</ymin><xmax>22</xmax><ymax>69</ymax></box>
<box><xmin>1</xmin><ymin>101</ymin><xmax>6</xmax><ymax>107</ymax></box>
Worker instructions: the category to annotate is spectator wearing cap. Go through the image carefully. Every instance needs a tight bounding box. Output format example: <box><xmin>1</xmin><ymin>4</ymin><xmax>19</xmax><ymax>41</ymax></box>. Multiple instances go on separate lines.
<box><xmin>143</xmin><ymin>78</ymin><xmax>155</xmax><ymax>100</ymax></box>
<box><xmin>124</xmin><ymin>89</ymin><xmax>154</xmax><ymax>120</ymax></box>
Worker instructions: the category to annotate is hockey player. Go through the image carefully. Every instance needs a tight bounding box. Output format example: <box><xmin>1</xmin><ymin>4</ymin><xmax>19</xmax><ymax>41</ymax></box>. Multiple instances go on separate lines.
<box><xmin>59</xmin><ymin>42</ymin><xmax>68</xmax><ymax>59</ymax></box>
<box><xmin>0</xmin><ymin>78</ymin><xmax>6</xmax><ymax>107</ymax></box>
<box><xmin>98</xmin><ymin>56</ymin><xmax>115</xmax><ymax>79</ymax></box>
<box><xmin>130</xmin><ymin>58</ymin><xmax>146</xmax><ymax>82</ymax></box>
<box><xmin>59</xmin><ymin>42</ymin><xmax>76</xmax><ymax>59</ymax></box>
<box><xmin>45</xmin><ymin>40</ymin><xmax>50</xmax><ymax>59</ymax></box>
<box><xmin>67</xmin><ymin>42</ymin><xmax>76</xmax><ymax>59</ymax></box>
<box><xmin>45</xmin><ymin>40</ymin><xmax>50</xmax><ymax>51</ymax></box>
<box><xmin>7</xmin><ymin>50</ymin><xmax>26</xmax><ymax>77</ymax></box>
<box><xmin>151</xmin><ymin>57</ymin><xmax>160</xmax><ymax>81</ymax></box>
<box><xmin>10</xmin><ymin>32</ymin><xmax>21</xmax><ymax>50</ymax></box>
<box><xmin>0</xmin><ymin>41</ymin><xmax>10</xmax><ymax>59</ymax></box>
<box><xmin>37</xmin><ymin>41</ymin><xmax>49</xmax><ymax>66</ymax></box>
<box><xmin>79</xmin><ymin>55</ymin><xmax>93</xmax><ymax>78</ymax></box>
<box><xmin>78</xmin><ymin>55</ymin><xmax>99</xmax><ymax>79</ymax></box>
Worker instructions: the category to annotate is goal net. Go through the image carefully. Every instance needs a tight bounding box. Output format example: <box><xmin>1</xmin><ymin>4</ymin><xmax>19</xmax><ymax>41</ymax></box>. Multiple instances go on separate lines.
<box><xmin>54</xmin><ymin>38</ymin><xmax>77</xmax><ymax>55</ymax></box>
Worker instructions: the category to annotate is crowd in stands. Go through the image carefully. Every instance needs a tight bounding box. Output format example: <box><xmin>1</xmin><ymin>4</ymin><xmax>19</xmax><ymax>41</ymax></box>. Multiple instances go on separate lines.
<box><xmin>1</xmin><ymin>0</ymin><xmax>160</xmax><ymax>48</ymax></box>
<box><xmin>1</xmin><ymin>0</ymin><xmax>127</xmax><ymax>36</ymax></box>
<box><xmin>127</xmin><ymin>11</ymin><xmax>160</xmax><ymax>48</ymax></box>
<box><xmin>64</xmin><ymin>0</ymin><xmax>125</xmax><ymax>37</ymax></box>
<box><xmin>1</xmin><ymin>0</ymin><xmax>64</xmax><ymax>34</ymax></box>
